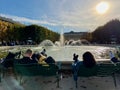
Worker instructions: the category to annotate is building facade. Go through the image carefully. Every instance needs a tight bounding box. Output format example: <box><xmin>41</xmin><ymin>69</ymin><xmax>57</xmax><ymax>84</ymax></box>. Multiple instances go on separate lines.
<box><xmin>64</xmin><ymin>31</ymin><xmax>87</xmax><ymax>40</ymax></box>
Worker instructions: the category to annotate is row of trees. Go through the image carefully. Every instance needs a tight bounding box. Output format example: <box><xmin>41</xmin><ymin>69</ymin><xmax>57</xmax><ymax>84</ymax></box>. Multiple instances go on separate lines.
<box><xmin>0</xmin><ymin>20</ymin><xmax>60</xmax><ymax>45</ymax></box>
<box><xmin>92</xmin><ymin>19</ymin><xmax>120</xmax><ymax>44</ymax></box>
<box><xmin>82</xmin><ymin>19</ymin><xmax>120</xmax><ymax>44</ymax></box>
<box><xmin>1</xmin><ymin>17</ymin><xmax>120</xmax><ymax>45</ymax></box>
<box><xmin>20</xmin><ymin>25</ymin><xmax>60</xmax><ymax>44</ymax></box>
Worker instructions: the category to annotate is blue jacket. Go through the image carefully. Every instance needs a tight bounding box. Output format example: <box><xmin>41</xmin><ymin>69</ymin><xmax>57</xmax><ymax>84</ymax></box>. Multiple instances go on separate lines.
<box><xmin>72</xmin><ymin>60</ymin><xmax>82</xmax><ymax>81</ymax></box>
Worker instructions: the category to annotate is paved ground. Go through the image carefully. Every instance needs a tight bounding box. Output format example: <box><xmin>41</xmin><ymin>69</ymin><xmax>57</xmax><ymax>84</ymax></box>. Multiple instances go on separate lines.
<box><xmin>1</xmin><ymin>68</ymin><xmax>120</xmax><ymax>90</ymax></box>
<box><xmin>1</xmin><ymin>74</ymin><xmax>120</xmax><ymax>90</ymax></box>
<box><xmin>1</xmin><ymin>76</ymin><xmax>24</xmax><ymax>90</ymax></box>
<box><xmin>0</xmin><ymin>83</ymin><xmax>5</xmax><ymax>90</ymax></box>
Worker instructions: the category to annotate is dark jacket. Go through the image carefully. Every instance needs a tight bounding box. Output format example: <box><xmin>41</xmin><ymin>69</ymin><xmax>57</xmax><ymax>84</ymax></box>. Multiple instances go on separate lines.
<box><xmin>19</xmin><ymin>57</ymin><xmax>37</xmax><ymax>64</ymax></box>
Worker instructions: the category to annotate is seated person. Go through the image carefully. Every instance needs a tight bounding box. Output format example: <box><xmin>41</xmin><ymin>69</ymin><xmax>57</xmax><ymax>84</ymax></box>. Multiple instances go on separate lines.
<box><xmin>19</xmin><ymin>49</ymin><xmax>37</xmax><ymax>64</ymax></box>
<box><xmin>109</xmin><ymin>51</ymin><xmax>120</xmax><ymax>63</ymax></box>
<box><xmin>31</xmin><ymin>52</ymin><xmax>40</xmax><ymax>61</ymax></box>
<box><xmin>72</xmin><ymin>52</ymin><xmax>96</xmax><ymax>82</ymax></box>
<box><xmin>45</xmin><ymin>56</ymin><xmax>55</xmax><ymax>64</ymax></box>
<box><xmin>116</xmin><ymin>51</ymin><xmax>120</xmax><ymax>60</ymax></box>
<box><xmin>38</xmin><ymin>54</ymin><xmax>47</xmax><ymax>64</ymax></box>
<box><xmin>72</xmin><ymin>53</ymin><xmax>82</xmax><ymax>81</ymax></box>
<box><xmin>1</xmin><ymin>51</ymin><xmax>21</xmax><ymax>68</ymax></box>
<box><xmin>38</xmin><ymin>54</ymin><xmax>55</xmax><ymax>65</ymax></box>
<box><xmin>40</xmin><ymin>48</ymin><xmax>47</xmax><ymax>57</ymax></box>
<box><xmin>82</xmin><ymin>51</ymin><xmax>96</xmax><ymax>68</ymax></box>
<box><xmin>72</xmin><ymin>53</ymin><xmax>81</xmax><ymax>67</ymax></box>
<box><xmin>72</xmin><ymin>51</ymin><xmax>96</xmax><ymax>69</ymax></box>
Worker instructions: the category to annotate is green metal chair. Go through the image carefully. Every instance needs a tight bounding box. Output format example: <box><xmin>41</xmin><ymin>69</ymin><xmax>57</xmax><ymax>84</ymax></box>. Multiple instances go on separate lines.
<box><xmin>78</xmin><ymin>65</ymin><xmax>98</xmax><ymax>77</ymax></box>
<box><xmin>97</xmin><ymin>63</ymin><xmax>117</xmax><ymax>88</ymax></box>
<box><xmin>115</xmin><ymin>62</ymin><xmax>120</xmax><ymax>73</ymax></box>
<box><xmin>74</xmin><ymin>63</ymin><xmax>118</xmax><ymax>88</ymax></box>
<box><xmin>14</xmin><ymin>63</ymin><xmax>59</xmax><ymax>87</ymax></box>
<box><xmin>0</xmin><ymin>64</ymin><xmax>2</xmax><ymax>82</ymax></box>
<box><xmin>74</xmin><ymin>65</ymin><xmax>98</xmax><ymax>88</ymax></box>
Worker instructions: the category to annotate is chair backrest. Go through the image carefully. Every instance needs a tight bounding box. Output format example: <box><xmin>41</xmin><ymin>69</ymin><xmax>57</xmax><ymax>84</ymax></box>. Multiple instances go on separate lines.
<box><xmin>77</xmin><ymin>65</ymin><xmax>98</xmax><ymax>77</ymax></box>
<box><xmin>113</xmin><ymin>63</ymin><xmax>120</xmax><ymax>74</ymax></box>
<box><xmin>14</xmin><ymin>63</ymin><xmax>40</xmax><ymax>76</ymax></box>
<box><xmin>97</xmin><ymin>63</ymin><xmax>117</xmax><ymax>76</ymax></box>
<box><xmin>14</xmin><ymin>63</ymin><xmax>58</xmax><ymax>76</ymax></box>
<box><xmin>40</xmin><ymin>64</ymin><xmax>58</xmax><ymax>76</ymax></box>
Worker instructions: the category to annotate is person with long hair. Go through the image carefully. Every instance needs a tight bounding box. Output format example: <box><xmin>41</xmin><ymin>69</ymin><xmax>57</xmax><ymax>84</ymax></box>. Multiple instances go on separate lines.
<box><xmin>82</xmin><ymin>51</ymin><xmax>96</xmax><ymax>68</ymax></box>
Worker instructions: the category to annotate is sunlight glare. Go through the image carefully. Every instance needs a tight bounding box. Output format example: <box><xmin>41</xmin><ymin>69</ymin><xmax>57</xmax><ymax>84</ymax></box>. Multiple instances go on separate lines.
<box><xmin>96</xmin><ymin>1</ymin><xmax>110</xmax><ymax>14</ymax></box>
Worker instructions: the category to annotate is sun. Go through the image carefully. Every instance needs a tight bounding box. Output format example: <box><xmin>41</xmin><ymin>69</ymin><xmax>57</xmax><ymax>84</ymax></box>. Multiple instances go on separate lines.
<box><xmin>96</xmin><ymin>1</ymin><xmax>110</xmax><ymax>14</ymax></box>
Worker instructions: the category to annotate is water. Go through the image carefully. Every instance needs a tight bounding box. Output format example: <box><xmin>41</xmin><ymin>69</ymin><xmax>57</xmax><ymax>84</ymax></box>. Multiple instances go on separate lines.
<box><xmin>0</xmin><ymin>45</ymin><xmax>115</xmax><ymax>62</ymax></box>
<box><xmin>39</xmin><ymin>39</ymin><xmax>55</xmax><ymax>46</ymax></box>
<box><xmin>42</xmin><ymin>45</ymin><xmax>114</xmax><ymax>61</ymax></box>
<box><xmin>60</xmin><ymin>28</ymin><xmax>64</xmax><ymax>46</ymax></box>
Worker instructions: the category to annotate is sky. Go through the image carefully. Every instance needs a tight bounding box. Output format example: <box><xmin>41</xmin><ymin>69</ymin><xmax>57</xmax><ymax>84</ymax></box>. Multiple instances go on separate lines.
<box><xmin>0</xmin><ymin>0</ymin><xmax>120</xmax><ymax>33</ymax></box>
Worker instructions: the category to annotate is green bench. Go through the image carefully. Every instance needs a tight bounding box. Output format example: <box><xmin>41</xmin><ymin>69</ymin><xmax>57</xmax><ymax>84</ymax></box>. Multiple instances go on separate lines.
<box><xmin>75</xmin><ymin>65</ymin><xmax>98</xmax><ymax>88</ymax></box>
<box><xmin>75</xmin><ymin>63</ymin><xmax>118</xmax><ymax>88</ymax></box>
<box><xmin>14</xmin><ymin>63</ymin><xmax>59</xmax><ymax>87</ymax></box>
<box><xmin>97</xmin><ymin>63</ymin><xmax>117</xmax><ymax>88</ymax></box>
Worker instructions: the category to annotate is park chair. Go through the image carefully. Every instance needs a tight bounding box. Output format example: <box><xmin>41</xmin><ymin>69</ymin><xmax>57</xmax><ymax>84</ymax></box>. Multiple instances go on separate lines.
<box><xmin>78</xmin><ymin>65</ymin><xmax>98</xmax><ymax>77</ymax></box>
<box><xmin>74</xmin><ymin>63</ymin><xmax>118</xmax><ymax>88</ymax></box>
<box><xmin>0</xmin><ymin>58</ymin><xmax>21</xmax><ymax>78</ymax></box>
<box><xmin>115</xmin><ymin>62</ymin><xmax>120</xmax><ymax>73</ymax></box>
<box><xmin>0</xmin><ymin>64</ymin><xmax>2</xmax><ymax>82</ymax></box>
<box><xmin>74</xmin><ymin>65</ymin><xmax>98</xmax><ymax>88</ymax></box>
<box><xmin>14</xmin><ymin>63</ymin><xmax>59</xmax><ymax>87</ymax></box>
<box><xmin>0</xmin><ymin>51</ymin><xmax>22</xmax><ymax>79</ymax></box>
<box><xmin>97</xmin><ymin>63</ymin><xmax>117</xmax><ymax>88</ymax></box>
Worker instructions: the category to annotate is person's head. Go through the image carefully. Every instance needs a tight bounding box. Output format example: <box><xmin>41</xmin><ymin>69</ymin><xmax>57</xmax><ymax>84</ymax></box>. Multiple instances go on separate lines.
<box><xmin>109</xmin><ymin>51</ymin><xmax>112</xmax><ymax>54</ymax></box>
<box><xmin>73</xmin><ymin>53</ymin><xmax>79</xmax><ymax>61</ymax></box>
<box><xmin>43</xmin><ymin>49</ymin><xmax>46</xmax><ymax>52</ymax></box>
<box><xmin>83</xmin><ymin>51</ymin><xmax>96</xmax><ymax>68</ymax></box>
<box><xmin>25</xmin><ymin>49</ymin><xmax>33</xmax><ymax>57</ymax></box>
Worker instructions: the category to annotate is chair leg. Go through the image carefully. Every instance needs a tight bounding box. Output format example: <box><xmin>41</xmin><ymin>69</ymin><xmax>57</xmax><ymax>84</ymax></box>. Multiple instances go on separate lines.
<box><xmin>0</xmin><ymin>67</ymin><xmax>1</xmax><ymax>82</ymax></box>
<box><xmin>75</xmin><ymin>80</ymin><xmax>77</xmax><ymax>88</ymax></box>
<box><xmin>56</xmin><ymin>74</ymin><xmax>60</xmax><ymax>88</ymax></box>
<box><xmin>73</xmin><ymin>74</ymin><xmax>78</xmax><ymax>88</ymax></box>
<box><xmin>14</xmin><ymin>72</ymin><xmax>18</xmax><ymax>80</ymax></box>
<box><xmin>112</xmin><ymin>73</ymin><xmax>117</xmax><ymax>88</ymax></box>
<box><xmin>57</xmin><ymin>78</ymin><xmax>59</xmax><ymax>88</ymax></box>
<box><xmin>19</xmin><ymin>75</ymin><xmax>23</xmax><ymax>85</ymax></box>
<box><xmin>0</xmin><ymin>72</ymin><xmax>1</xmax><ymax>82</ymax></box>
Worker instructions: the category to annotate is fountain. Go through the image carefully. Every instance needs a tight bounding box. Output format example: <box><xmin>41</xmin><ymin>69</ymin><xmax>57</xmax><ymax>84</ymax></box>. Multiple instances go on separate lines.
<box><xmin>32</xmin><ymin>28</ymin><xmax>115</xmax><ymax>62</ymax></box>
<box><xmin>39</xmin><ymin>39</ymin><xmax>55</xmax><ymax>46</ymax></box>
<box><xmin>60</xmin><ymin>28</ymin><xmax>64</xmax><ymax>46</ymax></box>
<box><xmin>65</xmin><ymin>39</ymin><xmax>90</xmax><ymax>46</ymax></box>
<box><xmin>54</xmin><ymin>28</ymin><xmax>64</xmax><ymax>46</ymax></box>
<box><xmin>0</xmin><ymin>25</ymin><xmax>116</xmax><ymax>62</ymax></box>
<box><xmin>2</xmin><ymin>28</ymin><xmax>115</xmax><ymax>62</ymax></box>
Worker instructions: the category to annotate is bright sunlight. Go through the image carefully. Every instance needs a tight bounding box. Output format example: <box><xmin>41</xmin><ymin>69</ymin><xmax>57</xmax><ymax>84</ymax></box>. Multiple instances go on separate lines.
<box><xmin>96</xmin><ymin>1</ymin><xmax>110</xmax><ymax>14</ymax></box>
